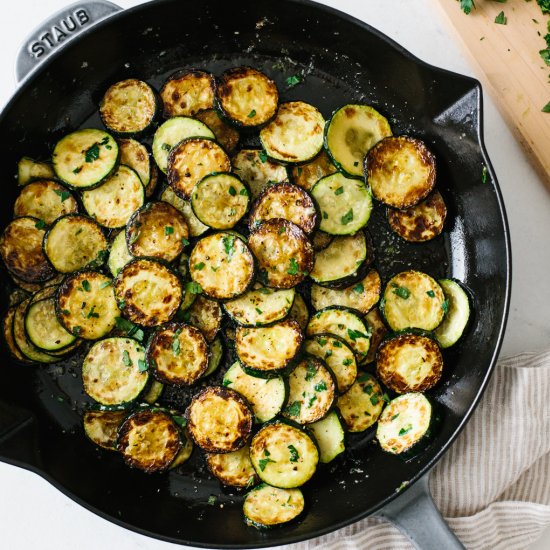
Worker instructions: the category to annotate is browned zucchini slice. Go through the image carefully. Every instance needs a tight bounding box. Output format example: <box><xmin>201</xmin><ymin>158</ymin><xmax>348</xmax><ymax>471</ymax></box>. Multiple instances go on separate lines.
<box><xmin>83</xmin><ymin>410</ymin><xmax>127</xmax><ymax>450</ymax></box>
<box><xmin>366</xmin><ymin>136</ymin><xmax>436</xmax><ymax>209</ymax></box>
<box><xmin>3</xmin><ymin>306</ymin><xmax>30</xmax><ymax>362</ymax></box>
<box><xmin>216</xmin><ymin>67</ymin><xmax>278</xmax><ymax>128</ymax></box>
<box><xmin>57</xmin><ymin>271</ymin><xmax>119</xmax><ymax>339</ymax></box>
<box><xmin>114</xmin><ymin>258</ymin><xmax>182</xmax><ymax>327</ymax></box>
<box><xmin>186</xmin><ymin>386</ymin><xmax>253</xmax><ymax>453</ymax></box>
<box><xmin>187</xmin><ymin>295</ymin><xmax>222</xmax><ymax>342</ymax></box>
<box><xmin>167</xmin><ymin>137</ymin><xmax>231</xmax><ymax>199</ymax></box>
<box><xmin>18</xmin><ymin>157</ymin><xmax>55</xmax><ymax>186</ymax></box>
<box><xmin>249</xmin><ymin>421</ymin><xmax>319</xmax><ymax>488</ymax></box>
<box><xmin>147</xmin><ymin>323</ymin><xmax>208</xmax><ymax>385</ymax></box>
<box><xmin>14</xmin><ymin>180</ymin><xmax>78</xmax><ymax>224</ymax></box>
<box><xmin>288</xmin><ymin>293</ymin><xmax>309</xmax><ymax>330</ymax></box>
<box><xmin>377</xmin><ymin>333</ymin><xmax>443</xmax><ymax>393</ymax></box>
<box><xmin>196</xmin><ymin>109</ymin><xmax>240</xmax><ymax>153</ymax></box>
<box><xmin>108</xmin><ymin>230</ymin><xmax>133</xmax><ymax>277</ymax></box>
<box><xmin>126</xmin><ymin>201</ymin><xmax>189</xmax><ymax>262</ymax></box>
<box><xmin>243</xmin><ymin>484</ymin><xmax>304</xmax><ymax>528</ymax></box>
<box><xmin>44</xmin><ymin>214</ymin><xmax>108</xmax><ymax>273</ymax></box>
<box><xmin>260</xmin><ymin>101</ymin><xmax>325</xmax><ymax>163</ymax></box>
<box><xmin>364</xmin><ymin>307</ymin><xmax>388</xmax><ymax>364</ymax></box>
<box><xmin>160</xmin><ymin>186</ymin><xmax>209</xmax><ymax>238</ymax></box>
<box><xmin>232</xmin><ymin>149</ymin><xmax>289</xmax><ymax>199</ymax></box>
<box><xmin>382</xmin><ymin>271</ymin><xmax>445</xmax><ymax>331</ymax></box>
<box><xmin>191</xmin><ymin>173</ymin><xmax>249</xmax><ymax>229</ymax></box>
<box><xmin>189</xmin><ymin>232</ymin><xmax>254</xmax><ymax>300</ymax></box>
<box><xmin>249</xmin><ymin>183</ymin><xmax>317</xmax><ymax>234</ymax></box>
<box><xmin>25</xmin><ymin>298</ymin><xmax>77</xmax><ymax>351</ymax></box>
<box><xmin>117</xmin><ymin>138</ymin><xmax>152</xmax><ymax>188</ymax></box>
<box><xmin>291</xmin><ymin>150</ymin><xmax>336</xmax><ymax>191</ymax></box>
<box><xmin>310</xmin><ymin>269</ymin><xmax>381</xmax><ymax>314</ymax></box>
<box><xmin>160</xmin><ymin>69</ymin><xmax>215</xmax><ymax>117</ymax></box>
<box><xmin>236</xmin><ymin>319</ymin><xmax>302</xmax><ymax>376</ymax></box>
<box><xmin>388</xmin><ymin>190</ymin><xmax>447</xmax><ymax>242</ymax></box>
<box><xmin>142</xmin><ymin>380</ymin><xmax>164</xmax><ymax>405</ymax></box>
<box><xmin>282</xmin><ymin>356</ymin><xmax>337</xmax><ymax>424</ymax></box>
<box><xmin>337</xmin><ymin>372</ymin><xmax>385</xmax><ymax>432</ymax></box>
<box><xmin>206</xmin><ymin>444</ymin><xmax>257</xmax><ymax>488</ymax></box>
<box><xmin>311</xmin><ymin>231</ymin><xmax>333</xmax><ymax>251</ymax></box>
<box><xmin>82</xmin><ymin>165</ymin><xmax>144</xmax><ymax>229</ymax></box>
<box><xmin>0</xmin><ymin>217</ymin><xmax>54</xmax><ymax>283</ymax></box>
<box><xmin>304</xmin><ymin>334</ymin><xmax>357</xmax><ymax>394</ymax></box>
<box><xmin>248</xmin><ymin>219</ymin><xmax>314</xmax><ymax>289</ymax></box>
<box><xmin>118</xmin><ymin>409</ymin><xmax>182</xmax><ymax>472</ymax></box>
<box><xmin>100</xmin><ymin>79</ymin><xmax>157</xmax><ymax>135</ymax></box>
<box><xmin>146</xmin><ymin>163</ymin><xmax>160</xmax><ymax>198</ymax></box>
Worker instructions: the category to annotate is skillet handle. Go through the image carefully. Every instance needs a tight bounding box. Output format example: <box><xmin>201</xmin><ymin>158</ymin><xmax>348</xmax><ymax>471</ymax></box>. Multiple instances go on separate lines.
<box><xmin>15</xmin><ymin>0</ymin><xmax>122</xmax><ymax>83</ymax></box>
<box><xmin>375</xmin><ymin>474</ymin><xmax>465</xmax><ymax>550</ymax></box>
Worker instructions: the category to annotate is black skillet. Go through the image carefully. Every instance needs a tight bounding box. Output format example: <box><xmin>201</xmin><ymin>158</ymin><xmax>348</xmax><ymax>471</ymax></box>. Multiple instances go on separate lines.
<box><xmin>0</xmin><ymin>0</ymin><xmax>511</xmax><ymax>548</ymax></box>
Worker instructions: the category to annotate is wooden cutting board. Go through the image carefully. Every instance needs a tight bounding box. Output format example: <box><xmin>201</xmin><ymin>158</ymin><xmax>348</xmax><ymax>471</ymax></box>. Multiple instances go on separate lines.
<box><xmin>433</xmin><ymin>0</ymin><xmax>550</xmax><ymax>186</ymax></box>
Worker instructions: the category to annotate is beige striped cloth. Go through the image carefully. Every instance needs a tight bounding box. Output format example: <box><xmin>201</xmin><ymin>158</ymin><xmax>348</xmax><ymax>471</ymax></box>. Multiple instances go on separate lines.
<box><xmin>277</xmin><ymin>352</ymin><xmax>550</xmax><ymax>550</ymax></box>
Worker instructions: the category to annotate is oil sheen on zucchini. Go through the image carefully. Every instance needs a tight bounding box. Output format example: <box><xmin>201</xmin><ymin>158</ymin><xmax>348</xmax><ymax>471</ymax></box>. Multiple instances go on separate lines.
<box><xmin>243</xmin><ymin>484</ymin><xmax>304</xmax><ymax>529</ymax></box>
<box><xmin>160</xmin><ymin>186</ymin><xmax>209</xmax><ymax>238</ymax></box>
<box><xmin>18</xmin><ymin>157</ymin><xmax>55</xmax><ymax>186</ymax></box>
<box><xmin>83</xmin><ymin>409</ymin><xmax>127</xmax><ymax>450</ymax></box>
<box><xmin>309</xmin><ymin>410</ymin><xmax>346</xmax><ymax>463</ymax></box>
<box><xmin>160</xmin><ymin>69</ymin><xmax>215</xmax><ymax>117</ymax></box>
<box><xmin>206</xmin><ymin>444</ymin><xmax>257</xmax><ymax>488</ymax></box>
<box><xmin>434</xmin><ymin>279</ymin><xmax>471</xmax><ymax>348</ymax></box>
<box><xmin>25</xmin><ymin>298</ymin><xmax>77</xmax><ymax>351</ymax></box>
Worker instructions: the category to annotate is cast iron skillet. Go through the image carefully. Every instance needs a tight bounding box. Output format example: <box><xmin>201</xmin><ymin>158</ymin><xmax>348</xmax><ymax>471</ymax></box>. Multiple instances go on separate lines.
<box><xmin>0</xmin><ymin>0</ymin><xmax>510</xmax><ymax>548</ymax></box>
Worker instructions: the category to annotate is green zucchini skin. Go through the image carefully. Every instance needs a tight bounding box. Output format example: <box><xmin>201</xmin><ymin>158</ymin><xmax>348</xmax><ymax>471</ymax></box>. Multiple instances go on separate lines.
<box><xmin>434</xmin><ymin>279</ymin><xmax>471</xmax><ymax>348</ymax></box>
<box><xmin>17</xmin><ymin>157</ymin><xmax>55</xmax><ymax>186</ymax></box>
<box><xmin>202</xmin><ymin>336</ymin><xmax>224</xmax><ymax>378</ymax></box>
<box><xmin>2</xmin><ymin>306</ymin><xmax>32</xmax><ymax>363</ymax></box>
<box><xmin>308</xmin><ymin>410</ymin><xmax>346</xmax><ymax>464</ymax></box>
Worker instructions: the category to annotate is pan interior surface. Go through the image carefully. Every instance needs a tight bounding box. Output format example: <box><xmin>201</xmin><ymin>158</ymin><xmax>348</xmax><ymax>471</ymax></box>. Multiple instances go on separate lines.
<box><xmin>0</xmin><ymin>0</ymin><xmax>509</xmax><ymax>547</ymax></box>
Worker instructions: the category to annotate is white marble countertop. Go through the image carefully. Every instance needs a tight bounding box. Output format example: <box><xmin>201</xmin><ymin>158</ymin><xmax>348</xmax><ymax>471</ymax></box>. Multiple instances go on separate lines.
<box><xmin>0</xmin><ymin>0</ymin><xmax>549</xmax><ymax>548</ymax></box>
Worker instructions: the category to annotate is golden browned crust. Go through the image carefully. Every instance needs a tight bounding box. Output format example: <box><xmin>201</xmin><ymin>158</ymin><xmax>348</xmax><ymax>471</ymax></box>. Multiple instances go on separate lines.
<box><xmin>364</xmin><ymin>307</ymin><xmax>388</xmax><ymax>364</ymax></box>
<box><xmin>187</xmin><ymin>295</ymin><xmax>223</xmax><ymax>342</ymax></box>
<box><xmin>160</xmin><ymin>69</ymin><xmax>215</xmax><ymax>117</ymax></box>
<box><xmin>291</xmin><ymin>150</ymin><xmax>336</xmax><ymax>191</ymax></box>
<box><xmin>195</xmin><ymin>109</ymin><xmax>240</xmax><ymax>153</ymax></box>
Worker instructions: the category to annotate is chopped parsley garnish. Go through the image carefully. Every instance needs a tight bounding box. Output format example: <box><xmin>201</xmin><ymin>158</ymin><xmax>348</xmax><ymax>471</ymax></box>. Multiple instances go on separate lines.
<box><xmin>207</xmin><ymin>495</ymin><xmax>217</xmax><ymax>506</ymax></box>
<box><xmin>543</xmin><ymin>101</ymin><xmax>550</xmax><ymax>113</ymax></box>
<box><xmin>73</xmin><ymin>326</ymin><xmax>82</xmax><ymax>335</ymax></box>
<box><xmin>288</xmin><ymin>444</ymin><xmax>299</xmax><ymax>462</ymax></box>
<box><xmin>81</xmin><ymin>280</ymin><xmax>91</xmax><ymax>292</ymax></box>
<box><xmin>255</xmin><ymin>307</ymin><xmax>263</xmax><ymax>314</ymax></box>
<box><xmin>248</xmin><ymin>109</ymin><xmax>257</xmax><ymax>118</ymax></box>
<box><xmin>460</xmin><ymin>0</ymin><xmax>475</xmax><ymax>15</ymax></box>
<box><xmin>161</xmin><ymin>143</ymin><xmax>171</xmax><ymax>152</ymax></box>
<box><xmin>334</xmin><ymin>186</ymin><xmax>344</xmax><ymax>196</ymax></box>
<box><xmin>246</xmin><ymin>476</ymin><xmax>255</xmax><ymax>489</ymax></box>
<box><xmin>287</xmin><ymin>258</ymin><xmax>300</xmax><ymax>275</ymax></box>
<box><xmin>308</xmin><ymin>395</ymin><xmax>317</xmax><ymax>407</ymax></box>
<box><xmin>228</xmin><ymin>185</ymin><xmax>237</xmax><ymax>196</ymax></box>
<box><xmin>343</xmin><ymin>358</ymin><xmax>353</xmax><ymax>366</ymax></box>
<box><xmin>333</xmin><ymin>340</ymin><xmax>342</xmax><ymax>348</ymax></box>
<box><xmin>61</xmin><ymin>309</ymin><xmax>70</xmax><ymax>315</ymax></box>
<box><xmin>172</xmin><ymin>328</ymin><xmax>182</xmax><ymax>356</ymax></box>
<box><xmin>258</xmin><ymin>457</ymin><xmax>276</xmax><ymax>471</ymax></box>
<box><xmin>317</xmin><ymin>337</ymin><xmax>327</xmax><ymax>346</ymax></box>
<box><xmin>72</xmin><ymin>166</ymin><xmax>82</xmax><ymax>174</ymax></box>
<box><xmin>86</xmin><ymin>305</ymin><xmax>99</xmax><ymax>319</ymax></box>
<box><xmin>34</xmin><ymin>219</ymin><xmax>46</xmax><ymax>229</ymax></box>
<box><xmin>341</xmin><ymin>209</ymin><xmax>354</xmax><ymax>225</ymax></box>
<box><xmin>363</xmin><ymin>384</ymin><xmax>373</xmax><ymax>395</ymax></box>
<box><xmin>494</xmin><ymin>11</ymin><xmax>507</xmax><ymax>25</ymax></box>
<box><xmin>54</xmin><ymin>189</ymin><xmax>71</xmax><ymax>202</ymax></box>
<box><xmin>442</xmin><ymin>299</ymin><xmax>450</xmax><ymax>314</ymax></box>
<box><xmin>314</xmin><ymin>381</ymin><xmax>327</xmax><ymax>392</ymax></box>
<box><xmin>223</xmin><ymin>379</ymin><xmax>233</xmax><ymax>387</ymax></box>
<box><xmin>370</xmin><ymin>394</ymin><xmax>380</xmax><ymax>406</ymax></box>
<box><xmin>285</xmin><ymin>401</ymin><xmax>302</xmax><ymax>417</ymax></box>
<box><xmin>382</xmin><ymin>393</ymin><xmax>390</xmax><ymax>403</ymax></box>
<box><xmin>194</xmin><ymin>262</ymin><xmax>205</xmax><ymax>271</ymax></box>
<box><xmin>223</xmin><ymin>234</ymin><xmax>236</xmax><ymax>259</ymax></box>
<box><xmin>391</xmin><ymin>413</ymin><xmax>400</xmax><ymax>421</ymax></box>
<box><xmin>482</xmin><ymin>165</ymin><xmax>488</xmax><ymax>184</ymax></box>
<box><xmin>122</xmin><ymin>350</ymin><xmax>132</xmax><ymax>367</ymax></box>
<box><xmin>239</xmin><ymin>187</ymin><xmax>249</xmax><ymax>196</ymax></box>
<box><xmin>164</xmin><ymin>226</ymin><xmax>174</xmax><ymax>236</ymax></box>
<box><xmin>278</xmin><ymin>225</ymin><xmax>286</xmax><ymax>235</ymax></box>
<box><xmin>137</xmin><ymin>359</ymin><xmax>148</xmax><ymax>372</ymax></box>
<box><xmin>286</xmin><ymin>74</ymin><xmax>302</xmax><ymax>87</ymax></box>
<box><xmin>129</xmin><ymin>230</ymin><xmax>140</xmax><ymax>244</ymax></box>
<box><xmin>392</xmin><ymin>286</ymin><xmax>410</xmax><ymax>299</ymax></box>
<box><xmin>181</xmin><ymin>237</ymin><xmax>190</xmax><ymax>246</ymax></box>
<box><xmin>347</xmin><ymin>328</ymin><xmax>369</xmax><ymax>341</ymax></box>
<box><xmin>85</xmin><ymin>142</ymin><xmax>100</xmax><ymax>163</ymax></box>
<box><xmin>426</xmin><ymin>290</ymin><xmax>435</xmax><ymax>298</ymax></box>
<box><xmin>115</xmin><ymin>316</ymin><xmax>145</xmax><ymax>342</ymax></box>
<box><xmin>323</xmin><ymin>211</ymin><xmax>328</xmax><ymax>219</ymax></box>
<box><xmin>173</xmin><ymin>415</ymin><xmax>186</xmax><ymax>427</ymax></box>
<box><xmin>399</xmin><ymin>424</ymin><xmax>413</xmax><ymax>436</ymax></box>
<box><xmin>305</xmin><ymin>361</ymin><xmax>317</xmax><ymax>381</ymax></box>
<box><xmin>353</xmin><ymin>283</ymin><xmax>364</xmax><ymax>294</ymax></box>
<box><xmin>99</xmin><ymin>280</ymin><xmax>112</xmax><ymax>289</ymax></box>
<box><xmin>258</xmin><ymin>150</ymin><xmax>268</xmax><ymax>163</ymax></box>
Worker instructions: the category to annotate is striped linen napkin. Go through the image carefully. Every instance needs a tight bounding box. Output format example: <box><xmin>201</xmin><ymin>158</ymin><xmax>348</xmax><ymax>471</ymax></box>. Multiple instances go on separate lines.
<box><xmin>278</xmin><ymin>352</ymin><xmax>550</xmax><ymax>550</ymax></box>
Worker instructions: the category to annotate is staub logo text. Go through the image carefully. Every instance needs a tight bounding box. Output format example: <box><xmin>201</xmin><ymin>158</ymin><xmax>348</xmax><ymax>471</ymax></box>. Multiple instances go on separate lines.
<box><xmin>28</xmin><ymin>9</ymin><xmax>90</xmax><ymax>58</ymax></box>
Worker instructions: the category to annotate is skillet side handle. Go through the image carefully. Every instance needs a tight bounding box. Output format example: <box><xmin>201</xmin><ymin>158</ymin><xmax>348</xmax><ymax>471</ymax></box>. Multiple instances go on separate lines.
<box><xmin>375</xmin><ymin>474</ymin><xmax>465</xmax><ymax>550</ymax></box>
<box><xmin>15</xmin><ymin>0</ymin><xmax>123</xmax><ymax>83</ymax></box>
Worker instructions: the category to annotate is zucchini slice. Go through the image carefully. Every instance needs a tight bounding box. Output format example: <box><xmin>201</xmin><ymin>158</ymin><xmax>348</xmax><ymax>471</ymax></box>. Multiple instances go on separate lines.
<box><xmin>147</xmin><ymin>323</ymin><xmax>208</xmax><ymax>386</ymax></box>
<box><xmin>312</xmin><ymin>231</ymin><xmax>333</xmax><ymax>252</ymax></box>
<box><xmin>143</xmin><ymin>380</ymin><xmax>164</xmax><ymax>404</ymax></box>
<box><xmin>223</xmin><ymin>286</ymin><xmax>295</xmax><ymax>327</ymax></box>
<box><xmin>282</xmin><ymin>356</ymin><xmax>337</xmax><ymax>424</ymax></box>
<box><xmin>363</xmin><ymin>307</ymin><xmax>388</xmax><ymax>364</ymax></box>
<box><xmin>117</xmin><ymin>409</ymin><xmax>182</xmax><ymax>472</ymax></box>
<box><xmin>338</xmin><ymin>372</ymin><xmax>385</xmax><ymax>433</ymax></box>
<box><xmin>187</xmin><ymin>295</ymin><xmax>222</xmax><ymax>342</ymax></box>
<box><xmin>376</xmin><ymin>333</ymin><xmax>443</xmax><ymax>394</ymax></box>
<box><xmin>250</xmin><ymin>421</ymin><xmax>319</xmax><ymax>488</ymax></box>
<box><xmin>434</xmin><ymin>279</ymin><xmax>471</xmax><ymax>348</ymax></box>
<box><xmin>126</xmin><ymin>201</ymin><xmax>189</xmax><ymax>262</ymax></box>
<box><xmin>178</xmin><ymin>282</ymin><xmax>197</xmax><ymax>313</ymax></box>
<box><xmin>195</xmin><ymin>109</ymin><xmax>240</xmax><ymax>153</ymax></box>
<box><xmin>100</xmin><ymin>79</ymin><xmax>157</xmax><ymax>135</ymax></box>
<box><xmin>52</xmin><ymin>129</ymin><xmax>118</xmax><ymax>189</ymax></box>
<box><xmin>311</xmin><ymin>172</ymin><xmax>372</xmax><ymax>235</ymax></box>
<box><xmin>309</xmin><ymin>232</ymin><xmax>370</xmax><ymax>288</ymax></box>
<box><xmin>108</xmin><ymin>230</ymin><xmax>133</xmax><ymax>277</ymax></box>
<box><xmin>304</xmin><ymin>334</ymin><xmax>357</xmax><ymax>394</ymax></box>
<box><xmin>232</xmin><ymin>149</ymin><xmax>289</xmax><ymax>199</ymax></box>
<box><xmin>152</xmin><ymin>117</ymin><xmax>214</xmax><ymax>174</ymax></box>
<box><xmin>291</xmin><ymin>150</ymin><xmax>336</xmax><ymax>191</ymax></box>
<box><xmin>44</xmin><ymin>214</ymin><xmax>108</xmax><ymax>273</ymax></box>
<box><xmin>206</xmin><ymin>444</ymin><xmax>257</xmax><ymax>488</ymax></box>
<box><xmin>309</xmin><ymin>410</ymin><xmax>346</xmax><ymax>463</ymax></box>
<box><xmin>382</xmin><ymin>271</ymin><xmax>445</xmax><ymax>331</ymax></box>
<box><xmin>223</xmin><ymin>362</ymin><xmax>287</xmax><ymax>423</ymax></box>
<box><xmin>82</xmin><ymin>337</ymin><xmax>148</xmax><ymax>405</ymax></box>
<box><xmin>9</xmin><ymin>272</ymin><xmax>63</xmax><ymax>294</ymax></box>
<box><xmin>191</xmin><ymin>173</ymin><xmax>249</xmax><ymax>229</ymax></box>
<box><xmin>82</xmin><ymin>165</ymin><xmax>145</xmax><ymax>229</ymax></box>
<box><xmin>203</xmin><ymin>336</ymin><xmax>224</xmax><ymax>377</ymax></box>
<box><xmin>114</xmin><ymin>259</ymin><xmax>182</xmax><ymax>327</ymax></box>
<box><xmin>83</xmin><ymin>410</ymin><xmax>127</xmax><ymax>450</ymax></box>
<box><xmin>216</xmin><ymin>67</ymin><xmax>278</xmax><ymax>128</ymax></box>
<box><xmin>3</xmin><ymin>306</ymin><xmax>30</xmax><ymax>362</ymax></box>
<box><xmin>388</xmin><ymin>190</ymin><xmax>447</xmax><ymax>242</ymax></box>
<box><xmin>260</xmin><ymin>101</ymin><xmax>325</xmax><ymax>163</ymax></box>
<box><xmin>306</xmin><ymin>307</ymin><xmax>370</xmax><ymax>361</ymax></box>
<box><xmin>14</xmin><ymin>180</ymin><xmax>78</xmax><ymax>224</ymax></box>
<box><xmin>25</xmin><ymin>298</ymin><xmax>76</xmax><ymax>351</ymax></box>
<box><xmin>249</xmin><ymin>219</ymin><xmax>314</xmax><ymax>289</ymax></box>
<box><xmin>249</xmin><ymin>183</ymin><xmax>317</xmax><ymax>234</ymax></box>
<box><xmin>189</xmin><ymin>232</ymin><xmax>254</xmax><ymax>300</ymax></box>
<box><xmin>18</xmin><ymin>157</ymin><xmax>55</xmax><ymax>186</ymax></box>
<box><xmin>170</xmin><ymin>431</ymin><xmax>194</xmax><ymax>469</ymax></box>
<box><xmin>160</xmin><ymin>186</ymin><xmax>209</xmax><ymax>238</ymax></box>
<box><xmin>117</xmin><ymin>138</ymin><xmax>152</xmax><ymax>189</ymax></box>
<box><xmin>366</xmin><ymin>136</ymin><xmax>436</xmax><ymax>209</ymax></box>
<box><xmin>160</xmin><ymin>69</ymin><xmax>215</xmax><ymax>117</ymax></box>
<box><xmin>186</xmin><ymin>386</ymin><xmax>253</xmax><ymax>453</ymax></box>
<box><xmin>57</xmin><ymin>271</ymin><xmax>119</xmax><ymax>339</ymax></box>
<box><xmin>167</xmin><ymin>137</ymin><xmax>231</xmax><ymax>199</ymax></box>
<box><xmin>376</xmin><ymin>393</ymin><xmax>434</xmax><ymax>456</ymax></box>
<box><xmin>236</xmin><ymin>319</ymin><xmax>303</xmax><ymax>376</ymax></box>
<box><xmin>243</xmin><ymin>484</ymin><xmax>304</xmax><ymax>529</ymax></box>
<box><xmin>325</xmin><ymin>104</ymin><xmax>392</xmax><ymax>177</ymax></box>
<box><xmin>0</xmin><ymin>217</ymin><xmax>54</xmax><ymax>283</ymax></box>
<box><xmin>288</xmin><ymin>293</ymin><xmax>309</xmax><ymax>331</ymax></box>
<box><xmin>311</xmin><ymin>269</ymin><xmax>381</xmax><ymax>314</ymax></box>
